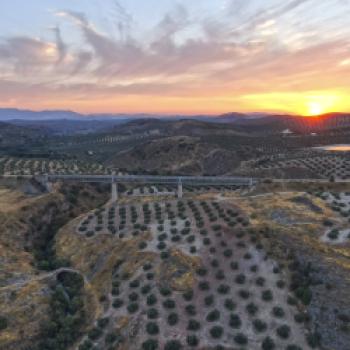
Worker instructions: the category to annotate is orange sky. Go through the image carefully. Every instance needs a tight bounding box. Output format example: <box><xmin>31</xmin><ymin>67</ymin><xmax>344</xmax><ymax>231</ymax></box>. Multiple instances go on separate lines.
<box><xmin>0</xmin><ymin>0</ymin><xmax>350</xmax><ymax>116</ymax></box>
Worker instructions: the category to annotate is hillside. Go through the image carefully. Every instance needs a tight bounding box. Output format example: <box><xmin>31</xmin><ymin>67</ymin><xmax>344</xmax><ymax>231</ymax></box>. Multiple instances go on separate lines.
<box><xmin>108</xmin><ymin>136</ymin><xmax>241</xmax><ymax>175</ymax></box>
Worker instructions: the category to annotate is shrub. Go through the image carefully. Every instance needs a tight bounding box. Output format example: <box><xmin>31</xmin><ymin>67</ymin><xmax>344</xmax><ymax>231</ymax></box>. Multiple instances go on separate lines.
<box><xmin>167</xmin><ymin>312</ymin><xmax>179</xmax><ymax>326</ymax></box>
<box><xmin>204</xmin><ymin>295</ymin><xmax>214</xmax><ymax>306</ymax></box>
<box><xmin>199</xmin><ymin>281</ymin><xmax>210</xmax><ymax>291</ymax></box>
<box><xmin>286</xmin><ymin>346</ymin><xmax>302</xmax><ymax>350</ymax></box>
<box><xmin>223</xmin><ymin>249</ymin><xmax>233</xmax><ymax>258</ymax></box>
<box><xmin>224</xmin><ymin>299</ymin><xmax>236</xmax><ymax>311</ymax></box>
<box><xmin>128</xmin><ymin>292</ymin><xmax>139</xmax><ymax>302</ymax></box>
<box><xmin>234</xmin><ymin>333</ymin><xmax>248</xmax><ymax>345</ymax></box>
<box><xmin>238</xmin><ymin>290</ymin><xmax>250</xmax><ymax>299</ymax></box>
<box><xmin>262</xmin><ymin>290</ymin><xmax>273</xmax><ymax>301</ymax></box>
<box><xmin>183</xmin><ymin>290</ymin><xmax>194</xmax><ymax>301</ymax></box>
<box><xmin>276</xmin><ymin>325</ymin><xmax>291</xmax><ymax>339</ymax></box>
<box><xmin>261</xmin><ymin>336</ymin><xmax>275</xmax><ymax>350</ymax></box>
<box><xmin>235</xmin><ymin>274</ymin><xmax>246</xmax><ymax>284</ymax></box>
<box><xmin>147</xmin><ymin>294</ymin><xmax>157</xmax><ymax>306</ymax></box>
<box><xmin>129</xmin><ymin>279</ymin><xmax>140</xmax><ymax>288</ymax></box>
<box><xmin>127</xmin><ymin>302</ymin><xmax>139</xmax><ymax>314</ymax></box>
<box><xmin>206</xmin><ymin>309</ymin><xmax>220</xmax><ymax>322</ymax></box>
<box><xmin>246</xmin><ymin>302</ymin><xmax>258</xmax><ymax>316</ymax></box>
<box><xmin>146</xmin><ymin>322</ymin><xmax>159</xmax><ymax>335</ymax></box>
<box><xmin>97</xmin><ymin>317</ymin><xmax>109</xmax><ymax>328</ymax></box>
<box><xmin>164</xmin><ymin>340</ymin><xmax>183</xmax><ymax>350</ymax></box>
<box><xmin>185</xmin><ymin>304</ymin><xmax>196</xmax><ymax>316</ymax></box>
<box><xmin>256</xmin><ymin>277</ymin><xmax>265</xmax><ymax>286</ymax></box>
<box><xmin>196</xmin><ymin>267</ymin><xmax>207</xmax><ymax>276</ymax></box>
<box><xmin>230</xmin><ymin>261</ymin><xmax>239</xmax><ymax>270</ymax></box>
<box><xmin>88</xmin><ymin>327</ymin><xmax>103</xmax><ymax>340</ymax></box>
<box><xmin>272</xmin><ymin>306</ymin><xmax>285</xmax><ymax>318</ymax></box>
<box><xmin>210</xmin><ymin>326</ymin><xmax>223</xmax><ymax>339</ymax></box>
<box><xmin>146</xmin><ymin>272</ymin><xmax>154</xmax><ymax>280</ymax></box>
<box><xmin>253</xmin><ymin>319</ymin><xmax>267</xmax><ymax>333</ymax></box>
<box><xmin>229</xmin><ymin>314</ymin><xmax>241</xmax><ymax>328</ymax></box>
<box><xmin>187</xmin><ymin>319</ymin><xmax>201</xmax><ymax>331</ymax></box>
<box><xmin>159</xmin><ymin>287</ymin><xmax>172</xmax><ymax>297</ymax></box>
<box><xmin>187</xmin><ymin>335</ymin><xmax>199</xmax><ymax>347</ymax></box>
<box><xmin>0</xmin><ymin>316</ymin><xmax>8</xmax><ymax>331</ymax></box>
<box><xmin>112</xmin><ymin>298</ymin><xmax>124</xmax><ymax>308</ymax></box>
<box><xmin>142</xmin><ymin>339</ymin><xmax>159</xmax><ymax>350</ymax></box>
<box><xmin>105</xmin><ymin>332</ymin><xmax>119</xmax><ymax>344</ymax></box>
<box><xmin>147</xmin><ymin>308</ymin><xmax>159</xmax><ymax>319</ymax></box>
<box><xmin>217</xmin><ymin>284</ymin><xmax>230</xmax><ymax>294</ymax></box>
<box><xmin>141</xmin><ymin>284</ymin><xmax>152</xmax><ymax>295</ymax></box>
<box><xmin>163</xmin><ymin>299</ymin><xmax>176</xmax><ymax>309</ymax></box>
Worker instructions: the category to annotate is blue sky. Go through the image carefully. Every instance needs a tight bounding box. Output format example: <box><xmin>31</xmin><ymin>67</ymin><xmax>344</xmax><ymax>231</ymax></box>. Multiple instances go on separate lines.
<box><xmin>0</xmin><ymin>0</ymin><xmax>349</xmax><ymax>115</ymax></box>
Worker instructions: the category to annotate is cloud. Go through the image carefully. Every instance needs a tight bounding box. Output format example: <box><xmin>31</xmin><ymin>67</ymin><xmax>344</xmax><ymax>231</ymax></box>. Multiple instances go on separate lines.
<box><xmin>0</xmin><ymin>0</ymin><xmax>349</xmax><ymax>114</ymax></box>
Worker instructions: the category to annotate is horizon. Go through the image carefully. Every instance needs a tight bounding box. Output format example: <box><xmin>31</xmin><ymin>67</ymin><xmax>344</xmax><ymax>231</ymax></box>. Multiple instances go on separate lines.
<box><xmin>1</xmin><ymin>0</ymin><xmax>350</xmax><ymax>115</ymax></box>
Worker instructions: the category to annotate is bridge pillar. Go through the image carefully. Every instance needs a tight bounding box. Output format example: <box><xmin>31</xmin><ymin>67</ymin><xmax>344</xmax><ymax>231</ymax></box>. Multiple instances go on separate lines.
<box><xmin>111</xmin><ymin>182</ymin><xmax>118</xmax><ymax>202</ymax></box>
<box><xmin>111</xmin><ymin>171</ymin><xmax>118</xmax><ymax>202</ymax></box>
<box><xmin>177</xmin><ymin>180</ymin><xmax>183</xmax><ymax>199</ymax></box>
<box><xmin>41</xmin><ymin>174</ymin><xmax>53</xmax><ymax>193</ymax></box>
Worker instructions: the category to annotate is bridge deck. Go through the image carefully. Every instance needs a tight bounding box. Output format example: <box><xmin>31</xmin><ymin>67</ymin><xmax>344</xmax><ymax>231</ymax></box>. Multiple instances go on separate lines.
<box><xmin>46</xmin><ymin>174</ymin><xmax>255</xmax><ymax>186</ymax></box>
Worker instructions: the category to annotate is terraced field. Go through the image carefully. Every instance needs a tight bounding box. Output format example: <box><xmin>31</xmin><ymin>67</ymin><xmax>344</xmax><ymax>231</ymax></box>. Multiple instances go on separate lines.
<box><xmin>67</xmin><ymin>195</ymin><xmax>317</xmax><ymax>350</ymax></box>
<box><xmin>0</xmin><ymin>157</ymin><xmax>109</xmax><ymax>175</ymax></box>
<box><xmin>241</xmin><ymin>153</ymin><xmax>350</xmax><ymax>180</ymax></box>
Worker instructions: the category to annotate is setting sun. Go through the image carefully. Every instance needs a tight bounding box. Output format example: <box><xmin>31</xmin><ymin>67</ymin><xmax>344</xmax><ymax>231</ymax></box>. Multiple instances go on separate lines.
<box><xmin>307</xmin><ymin>102</ymin><xmax>324</xmax><ymax>116</ymax></box>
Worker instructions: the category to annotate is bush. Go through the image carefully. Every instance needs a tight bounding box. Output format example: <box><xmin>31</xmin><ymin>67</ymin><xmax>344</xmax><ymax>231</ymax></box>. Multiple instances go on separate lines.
<box><xmin>183</xmin><ymin>290</ymin><xmax>194</xmax><ymax>301</ymax></box>
<box><xmin>0</xmin><ymin>316</ymin><xmax>8</xmax><ymax>331</ymax></box>
<box><xmin>217</xmin><ymin>284</ymin><xmax>230</xmax><ymax>294</ymax></box>
<box><xmin>142</xmin><ymin>339</ymin><xmax>159</xmax><ymax>350</ymax></box>
<box><xmin>276</xmin><ymin>325</ymin><xmax>291</xmax><ymax>339</ymax></box>
<box><xmin>204</xmin><ymin>295</ymin><xmax>214</xmax><ymax>306</ymax></box>
<box><xmin>235</xmin><ymin>274</ymin><xmax>246</xmax><ymax>284</ymax></box>
<box><xmin>88</xmin><ymin>327</ymin><xmax>103</xmax><ymax>341</ymax></box>
<box><xmin>238</xmin><ymin>290</ymin><xmax>250</xmax><ymax>299</ymax></box>
<box><xmin>112</xmin><ymin>298</ymin><xmax>124</xmax><ymax>308</ymax></box>
<box><xmin>234</xmin><ymin>333</ymin><xmax>248</xmax><ymax>345</ymax></box>
<box><xmin>159</xmin><ymin>287</ymin><xmax>172</xmax><ymax>296</ymax></box>
<box><xmin>187</xmin><ymin>319</ymin><xmax>201</xmax><ymax>331</ymax></box>
<box><xmin>164</xmin><ymin>340</ymin><xmax>183</xmax><ymax>350</ymax></box>
<box><xmin>286</xmin><ymin>346</ymin><xmax>302</xmax><ymax>350</ymax></box>
<box><xmin>272</xmin><ymin>306</ymin><xmax>285</xmax><ymax>318</ymax></box>
<box><xmin>253</xmin><ymin>319</ymin><xmax>267</xmax><ymax>333</ymax></box>
<box><xmin>147</xmin><ymin>294</ymin><xmax>157</xmax><ymax>306</ymax></box>
<box><xmin>146</xmin><ymin>322</ymin><xmax>159</xmax><ymax>335</ymax></box>
<box><xmin>147</xmin><ymin>308</ymin><xmax>159</xmax><ymax>319</ymax></box>
<box><xmin>141</xmin><ymin>284</ymin><xmax>152</xmax><ymax>295</ymax></box>
<box><xmin>163</xmin><ymin>299</ymin><xmax>176</xmax><ymax>309</ymax></box>
<box><xmin>210</xmin><ymin>326</ymin><xmax>223</xmax><ymax>339</ymax></box>
<box><xmin>127</xmin><ymin>302</ymin><xmax>139</xmax><ymax>314</ymax></box>
<box><xmin>105</xmin><ymin>332</ymin><xmax>119</xmax><ymax>344</ymax></box>
<box><xmin>187</xmin><ymin>334</ymin><xmax>199</xmax><ymax>346</ymax></box>
<box><xmin>128</xmin><ymin>292</ymin><xmax>139</xmax><ymax>302</ymax></box>
<box><xmin>246</xmin><ymin>302</ymin><xmax>258</xmax><ymax>316</ymax></box>
<box><xmin>262</xmin><ymin>290</ymin><xmax>273</xmax><ymax>301</ymax></box>
<box><xmin>224</xmin><ymin>298</ymin><xmax>236</xmax><ymax>311</ymax></box>
<box><xmin>199</xmin><ymin>281</ymin><xmax>210</xmax><ymax>291</ymax></box>
<box><xmin>185</xmin><ymin>304</ymin><xmax>196</xmax><ymax>316</ymax></box>
<box><xmin>229</xmin><ymin>314</ymin><xmax>241</xmax><ymax>328</ymax></box>
<box><xmin>261</xmin><ymin>336</ymin><xmax>275</xmax><ymax>350</ymax></box>
<box><xmin>206</xmin><ymin>309</ymin><xmax>220</xmax><ymax>322</ymax></box>
<box><xmin>167</xmin><ymin>312</ymin><xmax>179</xmax><ymax>326</ymax></box>
<box><xmin>256</xmin><ymin>277</ymin><xmax>265</xmax><ymax>286</ymax></box>
<box><xmin>97</xmin><ymin>317</ymin><xmax>109</xmax><ymax>328</ymax></box>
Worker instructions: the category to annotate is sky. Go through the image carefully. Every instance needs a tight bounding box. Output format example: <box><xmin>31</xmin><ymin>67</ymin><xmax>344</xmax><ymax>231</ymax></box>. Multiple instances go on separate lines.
<box><xmin>0</xmin><ymin>0</ymin><xmax>350</xmax><ymax>116</ymax></box>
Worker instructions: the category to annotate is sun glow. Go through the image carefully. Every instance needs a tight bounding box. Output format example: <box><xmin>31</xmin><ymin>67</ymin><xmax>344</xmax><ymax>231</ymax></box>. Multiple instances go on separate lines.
<box><xmin>307</xmin><ymin>102</ymin><xmax>325</xmax><ymax>116</ymax></box>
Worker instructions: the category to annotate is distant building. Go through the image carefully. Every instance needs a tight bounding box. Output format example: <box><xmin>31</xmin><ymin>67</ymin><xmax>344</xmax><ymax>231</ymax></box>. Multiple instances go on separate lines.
<box><xmin>281</xmin><ymin>129</ymin><xmax>293</xmax><ymax>136</ymax></box>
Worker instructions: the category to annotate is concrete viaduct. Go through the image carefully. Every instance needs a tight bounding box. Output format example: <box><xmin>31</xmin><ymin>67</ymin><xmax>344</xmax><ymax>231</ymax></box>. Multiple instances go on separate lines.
<box><xmin>41</xmin><ymin>173</ymin><xmax>256</xmax><ymax>201</ymax></box>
